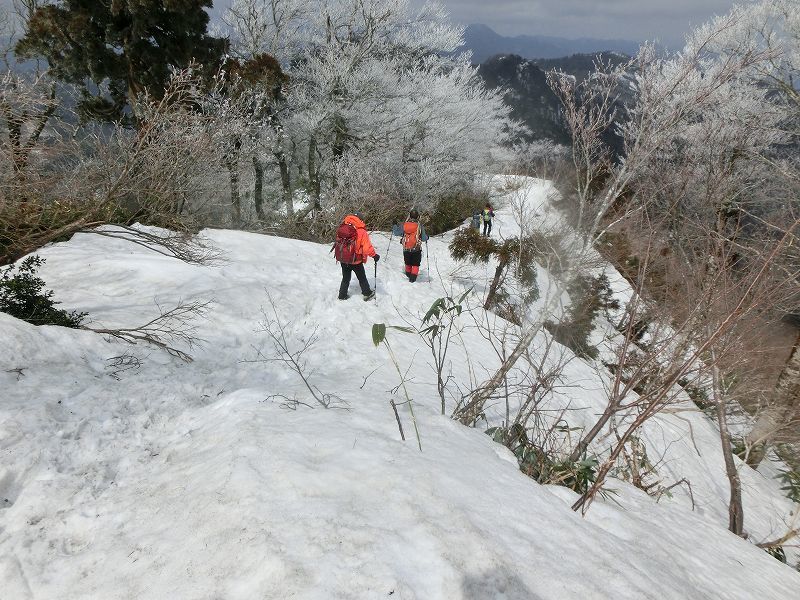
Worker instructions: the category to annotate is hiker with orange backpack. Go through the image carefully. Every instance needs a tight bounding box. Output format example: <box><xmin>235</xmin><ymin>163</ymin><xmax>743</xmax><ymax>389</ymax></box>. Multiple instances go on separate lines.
<box><xmin>334</xmin><ymin>213</ymin><xmax>379</xmax><ymax>301</ymax></box>
<box><xmin>391</xmin><ymin>209</ymin><xmax>429</xmax><ymax>283</ymax></box>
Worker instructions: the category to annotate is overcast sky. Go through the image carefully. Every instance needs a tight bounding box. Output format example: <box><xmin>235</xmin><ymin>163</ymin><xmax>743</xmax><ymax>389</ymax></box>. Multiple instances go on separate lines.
<box><xmin>207</xmin><ymin>0</ymin><xmax>740</xmax><ymax>46</ymax></box>
<box><xmin>2</xmin><ymin>0</ymin><xmax>741</xmax><ymax>48</ymax></box>
<box><xmin>432</xmin><ymin>0</ymin><xmax>739</xmax><ymax>45</ymax></box>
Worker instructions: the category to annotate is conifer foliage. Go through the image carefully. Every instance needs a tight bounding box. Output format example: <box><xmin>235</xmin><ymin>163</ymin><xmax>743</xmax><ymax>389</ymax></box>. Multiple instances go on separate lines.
<box><xmin>0</xmin><ymin>255</ymin><xmax>86</xmax><ymax>327</ymax></box>
<box><xmin>16</xmin><ymin>0</ymin><xmax>227</xmax><ymax>123</ymax></box>
<box><xmin>449</xmin><ymin>227</ymin><xmax>539</xmax><ymax>314</ymax></box>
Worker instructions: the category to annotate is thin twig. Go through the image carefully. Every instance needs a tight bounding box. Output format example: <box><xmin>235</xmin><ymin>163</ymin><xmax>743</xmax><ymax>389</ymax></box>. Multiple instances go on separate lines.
<box><xmin>390</xmin><ymin>398</ymin><xmax>406</xmax><ymax>441</ymax></box>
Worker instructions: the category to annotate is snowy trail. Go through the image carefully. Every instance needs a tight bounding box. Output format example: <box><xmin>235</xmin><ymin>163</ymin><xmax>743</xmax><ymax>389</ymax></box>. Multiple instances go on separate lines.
<box><xmin>2</xmin><ymin>177</ymin><xmax>799</xmax><ymax>598</ymax></box>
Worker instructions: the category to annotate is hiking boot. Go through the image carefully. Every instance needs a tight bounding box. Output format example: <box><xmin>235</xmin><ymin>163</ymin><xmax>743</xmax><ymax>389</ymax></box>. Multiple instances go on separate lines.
<box><xmin>363</xmin><ymin>290</ymin><xmax>376</xmax><ymax>301</ymax></box>
<box><xmin>338</xmin><ymin>294</ymin><xmax>350</xmax><ymax>301</ymax></box>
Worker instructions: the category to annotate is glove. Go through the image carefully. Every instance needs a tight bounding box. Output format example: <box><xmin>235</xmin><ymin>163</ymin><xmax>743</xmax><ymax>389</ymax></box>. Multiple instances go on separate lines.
<box><xmin>374</xmin><ymin>254</ymin><xmax>380</xmax><ymax>263</ymax></box>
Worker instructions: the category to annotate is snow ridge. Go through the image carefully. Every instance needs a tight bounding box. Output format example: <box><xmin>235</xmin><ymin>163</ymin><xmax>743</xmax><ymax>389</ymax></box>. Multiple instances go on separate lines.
<box><xmin>1</xmin><ymin>177</ymin><xmax>798</xmax><ymax>599</ymax></box>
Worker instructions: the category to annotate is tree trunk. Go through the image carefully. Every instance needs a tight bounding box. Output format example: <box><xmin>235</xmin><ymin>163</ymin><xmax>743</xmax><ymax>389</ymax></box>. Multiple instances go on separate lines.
<box><xmin>228</xmin><ymin>164</ymin><xmax>241</xmax><ymax>226</ymax></box>
<box><xmin>569</xmin><ymin>399</ymin><xmax>620</xmax><ymax>464</ymax></box>
<box><xmin>274</xmin><ymin>151</ymin><xmax>293</xmax><ymax>219</ymax></box>
<box><xmin>253</xmin><ymin>156</ymin><xmax>265</xmax><ymax>220</ymax></box>
<box><xmin>308</xmin><ymin>135</ymin><xmax>321</xmax><ymax>212</ymax></box>
<box><xmin>711</xmin><ymin>355</ymin><xmax>744</xmax><ymax>536</ymax></box>
<box><xmin>568</xmin><ymin>288</ymin><xmax>649</xmax><ymax>463</ymax></box>
<box><xmin>0</xmin><ymin>85</ymin><xmax>55</xmax><ymax>180</ymax></box>
<box><xmin>484</xmin><ymin>257</ymin><xmax>508</xmax><ymax>310</ymax></box>
<box><xmin>747</xmin><ymin>329</ymin><xmax>800</xmax><ymax>468</ymax></box>
<box><xmin>226</xmin><ymin>139</ymin><xmax>243</xmax><ymax>226</ymax></box>
<box><xmin>7</xmin><ymin>113</ymin><xmax>23</xmax><ymax>173</ymax></box>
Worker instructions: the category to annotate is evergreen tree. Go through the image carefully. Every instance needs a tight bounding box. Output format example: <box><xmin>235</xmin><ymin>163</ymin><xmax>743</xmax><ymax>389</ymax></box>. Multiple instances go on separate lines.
<box><xmin>16</xmin><ymin>0</ymin><xmax>226</xmax><ymax>123</ymax></box>
<box><xmin>449</xmin><ymin>227</ymin><xmax>540</xmax><ymax>314</ymax></box>
<box><xmin>0</xmin><ymin>256</ymin><xmax>86</xmax><ymax>327</ymax></box>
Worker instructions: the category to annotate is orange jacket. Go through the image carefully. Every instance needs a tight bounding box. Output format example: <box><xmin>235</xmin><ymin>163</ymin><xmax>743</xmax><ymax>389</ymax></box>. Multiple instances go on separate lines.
<box><xmin>343</xmin><ymin>214</ymin><xmax>377</xmax><ymax>264</ymax></box>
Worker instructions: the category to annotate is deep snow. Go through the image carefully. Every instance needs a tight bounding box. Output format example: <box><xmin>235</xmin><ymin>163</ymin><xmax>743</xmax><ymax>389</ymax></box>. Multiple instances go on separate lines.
<box><xmin>1</xmin><ymin>177</ymin><xmax>799</xmax><ymax>599</ymax></box>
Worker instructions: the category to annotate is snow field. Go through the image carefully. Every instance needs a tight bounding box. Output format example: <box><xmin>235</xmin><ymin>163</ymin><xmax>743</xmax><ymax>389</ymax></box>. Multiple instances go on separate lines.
<box><xmin>1</xmin><ymin>177</ymin><xmax>799</xmax><ymax>598</ymax></box>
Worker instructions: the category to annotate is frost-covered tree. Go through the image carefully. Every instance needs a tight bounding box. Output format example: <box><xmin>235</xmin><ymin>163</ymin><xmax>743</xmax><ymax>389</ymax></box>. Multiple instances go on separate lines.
<box><xmin>224</xmin><ymin>0</ymin><xmax>309</xmax><ymax>61</ymax></box>
<box><xmin>699</xmin><ymin>0</ymin><xmax>800</xmax><ymax>469</ymax></box>
<box><xmin>0</xmin><ymin>2</ymin><xmax>57</xmax><ymax>181</ymax></box>
<box><xmin>223</xmin><ymin>0</ymin><xmax>515</xmax><ymax>223</ymax></box>
<box><xmin>0</xmin><ymin>70</ymin><xmax>57</xmax><ymax>179</ymax></box>
<box><xmin>636</xmin><ymin>1</ymin><xmax>800</xmax><ymax>484</ymax></box>
<box><xmin>201</xmin><ymin>55</ymin><xmax>287</xmax><ymax>224</ymax></box>
<box><xmin>479</xmin><ymin>0</ymin><xmax>800</xmax><ymax>521</ymax></box>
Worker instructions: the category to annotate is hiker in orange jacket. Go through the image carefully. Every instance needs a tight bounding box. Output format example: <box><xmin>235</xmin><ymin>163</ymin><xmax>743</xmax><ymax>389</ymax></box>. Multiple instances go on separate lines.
<box><xmin>335</xmin><ymin>213</ymin><xmax>379</xmax><ymax>301</ymax></box>
<box><xmin>392</xmin><ymin>209</ymin><xmax>429</xmax><ymax>283</ymax></box>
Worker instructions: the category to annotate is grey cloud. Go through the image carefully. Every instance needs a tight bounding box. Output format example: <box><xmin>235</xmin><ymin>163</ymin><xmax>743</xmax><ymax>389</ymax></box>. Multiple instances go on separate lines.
<box><xmin>428</xmin><ymin>0</ymin><xmax>738</xmax><ymax>45</ymax></box>
<box><xmin>0</xmin><ymin>0</ymin><xmax>740</xmax><ymax>47</ymax></box>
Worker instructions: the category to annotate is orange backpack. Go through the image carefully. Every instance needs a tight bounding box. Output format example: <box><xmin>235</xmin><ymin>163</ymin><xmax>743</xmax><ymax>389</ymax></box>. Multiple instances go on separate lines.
<box><xmin>402</xmin><ymin>222</ymin><xmax>421</xmax><ymax>251</ymax></box>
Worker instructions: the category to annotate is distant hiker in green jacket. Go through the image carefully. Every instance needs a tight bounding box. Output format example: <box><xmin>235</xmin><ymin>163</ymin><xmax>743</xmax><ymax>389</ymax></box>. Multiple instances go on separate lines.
<box><xmin>392</xmin><ymin>209</ymin><xmax>429</xmax><ymax>283</ymax></box>
<box><xmin>481</xmin><ymin>204</ymin><xmax>494</xmax><ymax>237</ymax></box>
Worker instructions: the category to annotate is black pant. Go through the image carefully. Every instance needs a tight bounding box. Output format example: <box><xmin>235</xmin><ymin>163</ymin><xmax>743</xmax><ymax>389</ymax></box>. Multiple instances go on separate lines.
<box><xmin>403</xmin><ymin>249</ymin><xmax>422</xmax><ymax>282</ymax></box>
<box><xmin>339</xmin><ymin>263</ymin><xmax>372</xmax><ymax>298</ymax></box>
<box><xmin>483</xmin><ymin>220</ymin><xmax>492</xmax><ymax>236</ymax></box>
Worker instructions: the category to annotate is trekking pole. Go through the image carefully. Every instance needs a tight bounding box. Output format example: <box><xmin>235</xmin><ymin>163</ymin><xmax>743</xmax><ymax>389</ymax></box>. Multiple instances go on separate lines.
<box><xmin>374</xmin><ymin>260</ymin><xmax>378</xmax><ymax>294</ymax></box>
<box><xmin>425</xmin><ymin>240</ymin><xmax>431</xmax><ymax>284</ymax></box>
<box><xmin>385</xmin><ymin>231</ymin><xmax>393</xmax><ymax>257</ymax></box>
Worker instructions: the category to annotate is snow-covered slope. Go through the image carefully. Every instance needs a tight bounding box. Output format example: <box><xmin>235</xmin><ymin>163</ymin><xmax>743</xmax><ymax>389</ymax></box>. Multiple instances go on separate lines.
<box><xmin>2</xmin><ymin>177</ymin><xmax>798</xmax><ymax>599</ymax></box>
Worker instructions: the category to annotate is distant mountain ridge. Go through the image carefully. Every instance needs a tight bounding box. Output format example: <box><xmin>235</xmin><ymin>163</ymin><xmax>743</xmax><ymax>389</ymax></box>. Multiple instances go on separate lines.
<box><xmin>477</xmin><ymin>53</ymin><xmax>630</xmax><ymax>147</ymax></box>
<box><xmin>463</xmin><ymin>23</ymin><xmax>641</xmax><ymax>63</ymax></box>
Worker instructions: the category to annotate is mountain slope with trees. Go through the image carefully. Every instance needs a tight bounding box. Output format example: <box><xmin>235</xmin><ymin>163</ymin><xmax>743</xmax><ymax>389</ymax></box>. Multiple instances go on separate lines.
<box><xmin>1</xmin><ymin>0</ymin><xmax>799</xmax><ymax>593</ymax></box>
<box><xmin>477</xmin><ymin>52</ymin><xmax>631</xmax><ymax>145</ymax></box>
